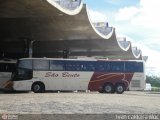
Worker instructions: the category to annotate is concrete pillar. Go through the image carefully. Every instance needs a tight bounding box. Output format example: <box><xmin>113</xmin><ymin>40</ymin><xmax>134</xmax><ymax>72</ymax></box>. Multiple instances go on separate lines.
<box><xmin>24</xmin><ymin>38</ymin><xmax>35</xmax><ymax>58</ymax></box>
<box><xmin>63</xmin><ymin>49</ymin><xmax>70</xmax><ymax>58</ymax></box>
<box><xmin>29</xmin><ymin>40</ymin><xmax>35</xmax><ymax>58</ymax></box>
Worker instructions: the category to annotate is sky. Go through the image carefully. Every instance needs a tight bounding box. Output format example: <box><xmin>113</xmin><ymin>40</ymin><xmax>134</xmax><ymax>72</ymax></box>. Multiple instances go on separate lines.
<box><xmin>84</xmin><ymin>0</ymin><xmax>160</xmax><ymax>76</ymax></box>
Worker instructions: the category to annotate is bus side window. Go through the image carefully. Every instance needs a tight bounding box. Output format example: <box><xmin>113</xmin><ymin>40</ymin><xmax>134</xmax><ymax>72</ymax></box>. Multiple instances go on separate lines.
<box><xmin>33</xmin><ymin>60</ymin><xmax>49</xmax><ymax>71</ymax></box>
<box><xmin>139</xmin><ymin>63</ymin><xmax>144</xmax><ymax>72</ymax></box>
<box><xmin>96</xmin><ymin>61</ymin><xmax>106</xmax><ymax>72</ymax></box>
<box><xmin>81</xmin><ymin>61</ymin><xmax>95</xmax><ymax>71</ymax></box>
<box><xmin>19</xmin><ymin>60</ymin><xmax>32</xmax><ymax>70</ymax></box>
<box><xmin>75</xmin><ymin>61</ymin><xmax>81</xmax><ymax>71</ymax></box>
<box><xmin>0</xmin><ymin>63</ymin><xmax>16</xmax><ymax>72</ymax></box>
<box><xmin>64</xmin><ymin>61</ymin><xmax>81</xmax><ymax>71</ymax></box>
<box><xmin>16</xmin><ymin>68</ymin><xmax>32</xmax><ymax>80</ymax></box>
<box><xmin>65</xmin><ymin>61</ymin><xmax>74</xmax><ymax>71</ymax></box>
<box><xmin>125</xmin><ymin>62</ymin><xmax>135</xmax><ymax>72</ymax></box>
<box><xmin>0</xmin><ymin>63</ymin><xmax>5</xmax><ymax>72</ymax></box>
<box><xmin>106</xmin><ymin>62</ymin><xmax>110</xmax><ymax>71</ymax></box>
<box><xmin>5</xmin><ymin>63</ymin><xmax>15</xmax><ymax>72</ymax></box>
<box><xmin>81</xmin><ymin>64</ymin><xmax>87</xmax><ymax>71</ymax></box>
<box><xmin>50</xmin><ymin>60</ymin><xmax>64</xmax><ymax>71</ymax></box>
<box><xmin>87</xmin><ymin>61</ymin><xmax>95</xmax><ymax>71</ymax></box>
<box><xmin>134</xmin><ymin>62</ymin><xmax>144</xmax><ymax>72</ymax></box>
<box><xmin>110</xmin><ymin>61</ymin><xmax>124</xmax><ymax>72</ymax></box>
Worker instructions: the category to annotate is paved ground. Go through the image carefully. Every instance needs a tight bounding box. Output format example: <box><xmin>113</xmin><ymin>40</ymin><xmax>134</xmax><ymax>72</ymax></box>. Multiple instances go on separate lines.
<box><xmin>0</xmin><ymin>91</ymin><xmax>160</xmax><ymax>120</ymax></box>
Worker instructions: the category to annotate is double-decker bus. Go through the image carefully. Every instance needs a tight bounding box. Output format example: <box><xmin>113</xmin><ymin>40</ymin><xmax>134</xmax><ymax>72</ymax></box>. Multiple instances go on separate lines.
<box><xmin>0</xmin><ymin>60</ymin><xmax>16</xmax><ymax>89</ymax></box>
<box><xmin>4</xmin><ymin>58</ymin><xmax>145</xmax><ymax>94</ymax></box>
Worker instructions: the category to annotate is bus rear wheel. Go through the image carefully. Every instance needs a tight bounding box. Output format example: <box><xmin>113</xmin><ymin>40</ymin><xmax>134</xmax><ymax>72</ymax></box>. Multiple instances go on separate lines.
<box><xmin>115</xmin><ymin>84</ymin><xmax>125</xmax><ymax>94</ymax></box>
<box><xmin>103</xmin><ymin>83</ymin><xmax>114</xmax><ymax>93</ymax></box>
<box><xmin>32</xmin><ymin>82</ymin><xmax>45</xmax><ymax>93</ymax></box>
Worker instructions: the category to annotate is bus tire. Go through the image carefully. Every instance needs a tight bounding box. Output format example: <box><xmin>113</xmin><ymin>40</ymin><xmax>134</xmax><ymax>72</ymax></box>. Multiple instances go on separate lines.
<box><xmin>32</xmin><ymin>82</ymin><xmax>45</xmax><ymax>93</ymax></box>
<box><xmin>115</xmin><ymin>83</ymin><xmax>125</xmax><ymax>94</ymax></box>
<box><xmin>103</xmin><ymin>83</ymin><xmax>114</xmax><ymax>93</ymax></box>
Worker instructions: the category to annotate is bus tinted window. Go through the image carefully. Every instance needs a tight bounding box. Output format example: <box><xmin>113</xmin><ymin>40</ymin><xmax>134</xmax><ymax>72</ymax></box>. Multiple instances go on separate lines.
<box><xmin>0</xmin><ymin>63</ymin><xmax>16</xmax><ymax>72</ymax></box>
<box><xmin>109</xmin><ymin>61</ymin><xmax>124</xmax><ymax>72</ymax></box>
<box><xmin>0</xmin><ymin>63</ymin><xmax>6</xmax><ymax>72</ymax></box>
<box><xmin>136</xmin><ymin>62</ymin><xmax>143</xmax><ymax>72</ymax></box>
<box><xmin>65</xmin><ymin>61</ymin><xmax>81</xmax><ymax>71</ymax></box>
<box><xmin>81</xmin><ymin>61</ymin><xmax>95</xmax><ymax>71</ymax></box>
<box><xmin>18</xmin><ymin>60</ymin><xmax>32</xmax><ymax>69</ymax></box>
<box><xmin>87</xmin><ymin>61</ymin><xmax>96</xmax><ymax>71</ymax></box>
<box><xmin>33</xmin><ymin>60</ymin><xmax>49</xmax><ymax>71</ymax></box>
<box><xmin>6</xmin><ymin>63</ymin><xmax>16</xmax><ymax>72</ymax></box>
<box><xmin>50</xmin><ymin>60</ymin><xmax>64</xmax><ymax>71</ymax></box>
<box><xmin>96</xmin><ymin>61</ymin><xmax>106</xmax><ymax>72</ymax></box>
<box><xmin>125</xmin><ymin>62</ymin><xmax>143</xmax><ymax>72</ymax></box>
<box><xmin>134</xmin><ymin>62</ymin><xmax>143</xmax><ymax>72</ymax></box>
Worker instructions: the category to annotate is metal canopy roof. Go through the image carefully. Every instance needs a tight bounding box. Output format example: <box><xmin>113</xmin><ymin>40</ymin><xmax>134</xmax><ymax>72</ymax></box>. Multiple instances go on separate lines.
<box><xmin>0</xmin><ymin>0</ymin><xmax>144</xmax><ymax>60</ymax></box>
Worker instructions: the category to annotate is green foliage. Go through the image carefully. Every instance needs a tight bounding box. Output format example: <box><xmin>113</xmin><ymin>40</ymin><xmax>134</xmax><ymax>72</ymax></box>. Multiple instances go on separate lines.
<box><xmin>146</xmin><ymin>75</ymin><xmax>160</xmax><ymax>87</ymax></box>
<box><xmin>151</xmin><ymin>87</ymin><xmax>160</xmax><ymax>92</ymax></box>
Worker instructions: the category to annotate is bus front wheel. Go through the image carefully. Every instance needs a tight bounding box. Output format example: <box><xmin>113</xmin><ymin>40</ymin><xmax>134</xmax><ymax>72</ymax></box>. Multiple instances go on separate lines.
<box><xmin>32</xmin><ymin>82</ymin><xmax>45</xmax><ymax>93</ymax></box>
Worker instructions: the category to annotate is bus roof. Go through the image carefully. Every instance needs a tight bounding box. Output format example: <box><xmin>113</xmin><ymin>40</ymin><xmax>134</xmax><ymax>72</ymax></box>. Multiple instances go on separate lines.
<box><xmin>18</xmin><ymin>58</ymin><xmax>144</xmax><ymax>62</ymax></box>
<box><xmin>0</xmin><ymin>60</ymin><xmax>17</xmax><ymax>63</ymax></box>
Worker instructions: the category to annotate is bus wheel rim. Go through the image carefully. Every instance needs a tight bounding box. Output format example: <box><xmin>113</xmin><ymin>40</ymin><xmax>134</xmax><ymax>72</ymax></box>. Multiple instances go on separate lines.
<box><xmin>117</xmin><ymin>86</ymin><xmax>123</xmax><ymax>92</ymax></box>
<box><xmin>34</xmin><ymin>85</ymin><xmax>40</xmax><ymax>91</ymax></box>
<box><xmin>105</xmin><ymin>86</ymin><xmax>111</xmax><ymax>92</ymax></box>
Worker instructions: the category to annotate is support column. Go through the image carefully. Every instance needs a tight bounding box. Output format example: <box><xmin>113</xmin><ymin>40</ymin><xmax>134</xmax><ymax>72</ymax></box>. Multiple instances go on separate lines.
<box><xmin>29</xmin><ymin>40</ymin><xmax>35</xmax><ymax>58</ymax></box>
<box><xmin>87</xmin><ymin>49</ymin><xmax>92</xmax><ymax>57</ymax></box>
<box><xmin>24</xmin><ymin>38</ymin><xmax>35</xmax><ymax>58</ymax></box>
<box><xmin>63</xmin><ymin>49</ymin><xmax>70</xmax><ymax>58</ymax></box>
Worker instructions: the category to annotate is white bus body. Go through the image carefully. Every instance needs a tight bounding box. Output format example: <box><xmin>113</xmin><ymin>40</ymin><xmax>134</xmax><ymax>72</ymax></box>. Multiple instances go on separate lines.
<box><xmin>7</xmin><ymin>58</ymin><xmax>145</xmax><ymax>94</ymax></box>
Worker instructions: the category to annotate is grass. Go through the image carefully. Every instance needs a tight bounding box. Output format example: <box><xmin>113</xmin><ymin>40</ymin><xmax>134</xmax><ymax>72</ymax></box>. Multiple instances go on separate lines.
<box><xmin>151</xmin><ymin>87</ymin><xmax>160</xmax><ymax>92</ymax></box>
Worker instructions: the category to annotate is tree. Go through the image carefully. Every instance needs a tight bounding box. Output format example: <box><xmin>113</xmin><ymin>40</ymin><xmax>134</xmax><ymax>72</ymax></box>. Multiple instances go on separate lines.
<box><xmin>146</xmin><ymin>75</ymin><xmax>160</xmax><ymax>87</ymax></box>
